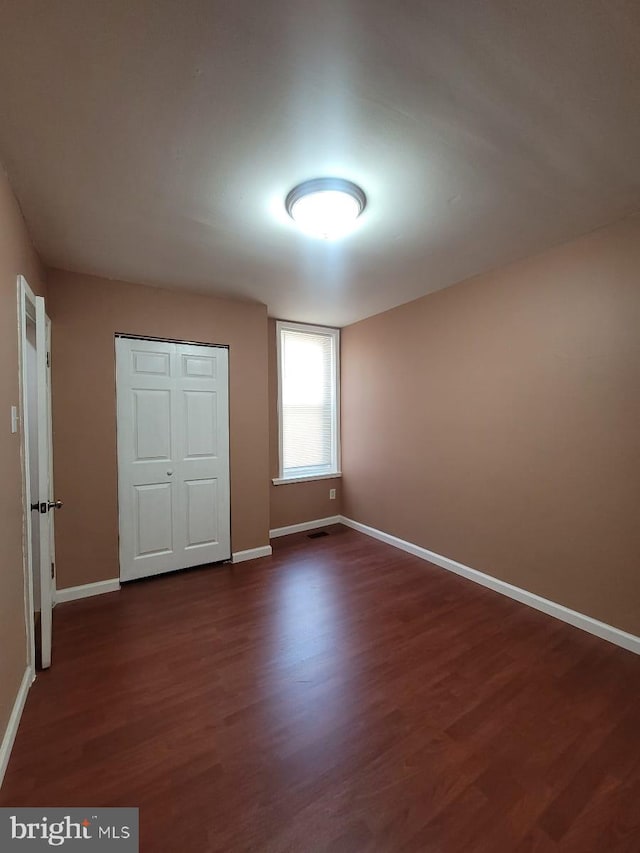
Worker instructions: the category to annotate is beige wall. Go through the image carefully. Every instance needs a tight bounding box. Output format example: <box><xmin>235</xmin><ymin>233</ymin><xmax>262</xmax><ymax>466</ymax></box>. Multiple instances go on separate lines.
<box><xmin>0</xmin><ymin>170</ymin><xmax>47</xmax><ymax>745</ymax></box>
<box><xmin>342</xmin><ymin>217</ymin><xmax>640</xmax><ymax>636</ymax></box>
<box><xmin>47</xmin><ymin>270</ymin><xmax>270</xmax><ymax>589</ymax></box>
<box><xmin>268</xmin><ymin>318</ymin><xmax>342</xmax><ymax>530</ymax></box>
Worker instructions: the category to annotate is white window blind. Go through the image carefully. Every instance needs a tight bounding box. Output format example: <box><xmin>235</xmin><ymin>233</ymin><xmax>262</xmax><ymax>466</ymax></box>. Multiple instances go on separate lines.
<box><xmin>277</xmin><ymin>322</ymin><xmax>340</xmax><ymax>480</ymax></box>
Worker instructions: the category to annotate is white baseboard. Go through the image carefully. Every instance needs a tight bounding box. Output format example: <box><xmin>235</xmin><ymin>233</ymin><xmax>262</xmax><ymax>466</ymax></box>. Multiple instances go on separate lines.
<box><xmin>340</xmin><ymin>516</ymin><xmax>640</xmax><ymax>656</ymax></box>
<box><xmin>55</xmin><ymin>578</ymin><xmax>121</xmax><ymax>604</ymax></box>
<box><xmin>270</xmin><ymin>515</ymin><xmax>341</xmax><ymax>539</ymax></box>
<box><xmin>232</xmin><ymin>545</ymin><xmax>273</xmax><ymax>564</ymax></box>
<box><xmin>0</xmin><ymin>666</ymin><xmax>33</xmax><ymax>789</ymax></box>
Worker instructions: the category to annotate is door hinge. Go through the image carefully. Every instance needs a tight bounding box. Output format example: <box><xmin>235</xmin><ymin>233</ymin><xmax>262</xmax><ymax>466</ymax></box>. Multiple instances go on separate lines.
<box><xmin>51</xmin><ymin>562</ymin><xmax>55</xmax><ymax>579</ymax></box>
<box><xmin>46</xmin><ymin>351</ymin><xmax>50</xmax><ymax>368</ymax></box>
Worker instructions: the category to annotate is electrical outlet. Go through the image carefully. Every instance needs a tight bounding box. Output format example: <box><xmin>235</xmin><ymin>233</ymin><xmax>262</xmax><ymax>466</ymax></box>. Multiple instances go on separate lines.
<box><xmin>329</xmin><ymin>488</ymin><xmax>336</xmax><ymax>500</ymax></box>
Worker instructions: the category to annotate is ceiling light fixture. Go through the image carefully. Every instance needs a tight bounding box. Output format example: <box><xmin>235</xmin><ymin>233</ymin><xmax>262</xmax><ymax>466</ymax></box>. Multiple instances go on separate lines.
<box><xmin>285</xmin><ymin>178</ymin><xmax>366</xmax><ymax>240</ymax></box>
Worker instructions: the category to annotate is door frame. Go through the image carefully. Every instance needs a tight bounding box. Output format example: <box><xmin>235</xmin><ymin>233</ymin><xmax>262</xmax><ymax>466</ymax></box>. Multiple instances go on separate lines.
<box><xmin>17</xmin><ymin>274</ymin><xmax>54</xmax><ymax>671</ymax></box>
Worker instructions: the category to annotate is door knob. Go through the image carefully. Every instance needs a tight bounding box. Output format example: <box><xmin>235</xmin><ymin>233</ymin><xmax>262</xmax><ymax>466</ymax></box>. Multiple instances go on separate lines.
<box><xmin>32</xmin><ymin>501</ymin><xmax>60</xmax><ymax>514</ymax></box>
<box><xmin>167</xmin><ymin>471</ymin><xmax>173</xmax><ymax>476</ymax></box>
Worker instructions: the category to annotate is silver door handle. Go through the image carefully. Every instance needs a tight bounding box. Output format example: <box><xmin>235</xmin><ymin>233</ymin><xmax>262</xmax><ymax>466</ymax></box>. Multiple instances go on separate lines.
<box><xmin>48</xmin><ymin>500</ymin><xmax>63</xmax><ymax>510</ymax></box>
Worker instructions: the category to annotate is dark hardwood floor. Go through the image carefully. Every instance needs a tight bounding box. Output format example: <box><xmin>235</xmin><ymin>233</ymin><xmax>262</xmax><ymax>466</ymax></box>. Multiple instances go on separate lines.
<box><xmin>2</xmin><ymin>525</ymin><xmax>640</xmax><ymax>851</ymax></box>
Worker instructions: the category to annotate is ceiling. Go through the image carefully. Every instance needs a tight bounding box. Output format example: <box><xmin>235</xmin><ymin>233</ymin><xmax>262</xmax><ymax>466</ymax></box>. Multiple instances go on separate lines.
<box><xmin>0</xmin><ymin>0</ymin><xmax>639</xmax><ymax>326</ymax></box>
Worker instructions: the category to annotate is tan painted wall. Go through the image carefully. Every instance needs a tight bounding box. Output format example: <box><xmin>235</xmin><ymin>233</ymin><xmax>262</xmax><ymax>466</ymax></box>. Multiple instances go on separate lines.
<box><xmin>47</xmin><ymin>270</ymin><xmax>270</xmax><ymax>589</ymax></box>
<box><xmin>342</xmin><ymin>217</ymin><xmax>640</xmax><ymax>636</ymax></box>
<box><xmin>0</xmin><ymin>170</ymin><xmax>47</xmax><ymax>746</ymax></box>
<box><xmin>268</xmin><ymin>318</ymin><xmax>342</xmax><ymax>530</ymax></box>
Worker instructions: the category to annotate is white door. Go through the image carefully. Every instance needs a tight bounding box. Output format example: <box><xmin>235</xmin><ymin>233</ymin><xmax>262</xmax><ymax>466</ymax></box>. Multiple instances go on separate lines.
<box><xmin>45</xmin><ymin>316</ymin><xmax>58</xmax><ymax>603</ymax></box>
<box><xmin>20</xmin><ymin>275</ymin><xmax>57</xmax><ymax>671</ymax></box>
<box><xmin>116</xmin><ymin>337</ymin><xmax>231</xmax><ymax>581</ymax></box>
<box><xmin>36</xmin><ymin>299</ymin><xmax>56</xmax><ymax>668</ymax></box>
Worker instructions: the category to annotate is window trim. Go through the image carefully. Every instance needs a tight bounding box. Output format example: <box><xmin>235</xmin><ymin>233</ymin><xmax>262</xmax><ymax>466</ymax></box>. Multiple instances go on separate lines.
<box><xmin>275</xmin><ymin>320</ymin><xmax>341</xmax><ymax>484</ymax></box>
<box><xmin>272</xmin><ymin>471</ymin><xmax>342</xmax><ymax>486</ymax></box>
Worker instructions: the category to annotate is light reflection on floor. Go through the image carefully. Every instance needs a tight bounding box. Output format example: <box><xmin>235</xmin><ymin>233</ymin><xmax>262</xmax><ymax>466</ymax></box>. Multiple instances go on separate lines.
<box><xmin>263</xmin><ymin>559</ymin><xmax>357</xmax><ymax>761</ymax></box>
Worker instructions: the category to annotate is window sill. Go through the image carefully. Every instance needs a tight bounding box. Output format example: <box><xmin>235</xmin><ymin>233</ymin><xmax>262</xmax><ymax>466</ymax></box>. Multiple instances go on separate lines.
<box><xmin>272</xmin><ymin>472</ymin><xmax>342</xmax><ymax>486</ymax></box>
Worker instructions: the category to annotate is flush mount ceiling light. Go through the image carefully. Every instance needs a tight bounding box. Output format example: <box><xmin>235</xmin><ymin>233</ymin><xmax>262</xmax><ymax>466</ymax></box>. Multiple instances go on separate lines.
<box><xmin>285</xmin><ymin>178</ymin><xmax>366</xmax><ymax>240</ymax></box>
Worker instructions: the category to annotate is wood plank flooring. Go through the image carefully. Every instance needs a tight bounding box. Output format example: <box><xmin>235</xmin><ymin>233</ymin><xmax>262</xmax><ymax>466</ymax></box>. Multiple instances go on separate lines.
<box><xmin>2</xmin><ymin>525</ymin><xmax>639</xmax><ymax>851</ymax></box>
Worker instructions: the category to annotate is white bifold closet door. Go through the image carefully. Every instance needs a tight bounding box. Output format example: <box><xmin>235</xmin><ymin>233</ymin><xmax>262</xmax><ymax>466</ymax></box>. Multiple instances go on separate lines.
<box><xmin>116</xmin><ymin>337</ymin><xmax>231</xmax><ymax>581</ymax></box>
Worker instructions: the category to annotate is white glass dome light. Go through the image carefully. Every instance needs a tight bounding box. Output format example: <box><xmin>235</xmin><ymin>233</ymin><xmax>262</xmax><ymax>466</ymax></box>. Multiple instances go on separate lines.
<box><xmin>285</xmin><ymin>178</ymin><xmax>366</xmax><ymax>240</ymax></box>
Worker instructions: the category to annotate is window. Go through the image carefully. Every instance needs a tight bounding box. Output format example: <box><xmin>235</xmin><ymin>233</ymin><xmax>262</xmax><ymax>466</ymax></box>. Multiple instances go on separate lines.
<box><xmin>275</xmin><ymin>321</ymin><xmax>340</xmax><ymax>483</ymax></box>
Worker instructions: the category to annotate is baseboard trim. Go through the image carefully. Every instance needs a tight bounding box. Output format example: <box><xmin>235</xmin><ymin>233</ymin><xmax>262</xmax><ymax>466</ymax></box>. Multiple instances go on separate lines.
<box><xmin>232</xmin><ymin>545</ymin><xmax>273</xmax><ymax>564</ymax></box>
<box><xmin>55</xmin><ymin>578</ymin><xmax>121</xmax><ymax>604</ymax></box>
<box><xmin>270</xmin><ymin>516</ymin><xmax>341</xmax><ymax>539</ymax></box>
<box><xmin>0</xmin><ymin>666</ymin><xmax>33</xmax><ymax>789</ymax></box>
<box><xmin>340</xmin><ymin>516</ymin><xmax>640</xmax><ymax>656</ymax></box>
